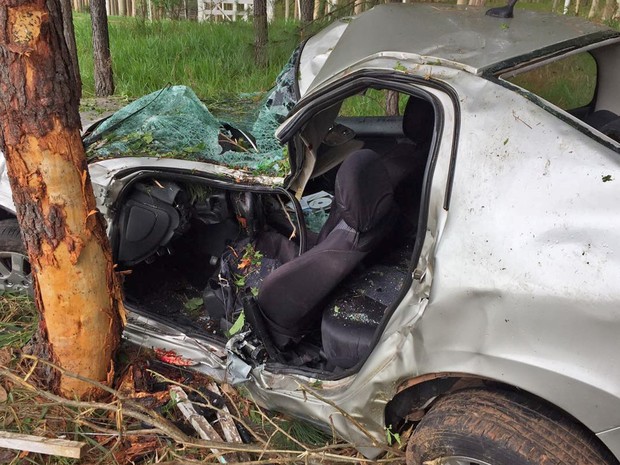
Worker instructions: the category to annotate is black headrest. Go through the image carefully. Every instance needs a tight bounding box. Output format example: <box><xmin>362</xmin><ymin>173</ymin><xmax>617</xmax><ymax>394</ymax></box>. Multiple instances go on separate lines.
<box><xmin>403</xmin><ymin>97</ymin><xmax>434</xmax><ymax>145</ymax></box>
<box><xmin>585</xmin><ymin>110</ymin><xmax>618</xmax><ymax>131</ymax></box>
<box><xmin>334</xmin><ymin>149</ymin><xmax>394</xmax><ymax>233</ymax></box>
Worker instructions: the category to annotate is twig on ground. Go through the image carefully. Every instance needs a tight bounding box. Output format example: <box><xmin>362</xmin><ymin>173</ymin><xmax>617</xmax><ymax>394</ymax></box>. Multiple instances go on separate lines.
<box><xmin>2</xmin><ymin>356</ymin><xmax>405</xmax><ymax>464</ymax></box>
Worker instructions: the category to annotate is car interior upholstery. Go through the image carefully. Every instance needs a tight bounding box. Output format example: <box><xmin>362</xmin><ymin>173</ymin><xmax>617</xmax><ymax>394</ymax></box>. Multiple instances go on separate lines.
<box><xmin>118</xmin><ymin>91</ymin><xmax>436</xmax><ymax>371</ymax></box>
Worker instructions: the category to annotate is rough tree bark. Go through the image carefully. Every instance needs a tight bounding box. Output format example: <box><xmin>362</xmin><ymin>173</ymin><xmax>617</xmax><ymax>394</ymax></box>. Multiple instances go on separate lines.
<box><xmin>385</xmin><ymin>91</ymin><xmax>399</xmax><ymax>116</ymax></box>
<box><xmin>254</xmin><ymin>0</ymin><xmax>268</xmax><ymax>67</ymax></box>
<box><xmin>300</xmin><ymin>0</ymin><xmax>313</xmax><ymax>23</ymax></box>
<box><xmin>0</xmin><ymin>0</ymin><xmax>124</xmax><ymax>398</ymax></box>
<box><xmin>59</xmin><ymin>0</ymin><xmax>81</xmax><ymax>99</ymax></box>
<box><xmin>90</xmin><ymin>0</ymin><xmax>114</xmax><ymax>96</ymax></box>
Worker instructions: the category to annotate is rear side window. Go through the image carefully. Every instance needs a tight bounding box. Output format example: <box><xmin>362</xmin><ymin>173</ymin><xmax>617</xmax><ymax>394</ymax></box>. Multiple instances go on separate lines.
<box><xmin>506</xmin><ymin>52</ymin><xmax>597</xmax><ymax>110</ymax></box>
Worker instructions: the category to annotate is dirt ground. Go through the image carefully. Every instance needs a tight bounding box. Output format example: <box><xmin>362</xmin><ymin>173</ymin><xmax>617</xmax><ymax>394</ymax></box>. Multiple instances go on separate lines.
<box><xmin>79</xmin><ymin>96</ymin><xmax>128</xmax><ymax>130</ymax></box>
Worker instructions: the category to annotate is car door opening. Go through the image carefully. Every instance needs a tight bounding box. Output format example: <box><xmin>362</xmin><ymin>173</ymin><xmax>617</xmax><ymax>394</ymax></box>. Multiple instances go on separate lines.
<box><xmin>116</xmin><ymin>89</ymin><xmax>436</xmax><ymax>374</ymax></box>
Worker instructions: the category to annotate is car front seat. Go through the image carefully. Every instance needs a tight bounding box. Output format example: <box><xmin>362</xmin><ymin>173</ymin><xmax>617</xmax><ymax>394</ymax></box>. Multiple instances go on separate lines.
<box><xmin>256</xmin><ymin>149</ymin><xmax>397</xmax><ymax>347</ymax></box>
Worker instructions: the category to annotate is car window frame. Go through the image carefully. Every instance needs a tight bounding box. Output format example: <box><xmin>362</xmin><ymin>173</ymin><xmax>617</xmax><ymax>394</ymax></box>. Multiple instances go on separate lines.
<box><xmin>494</xmin><ymin>38</ymin><xmax>620</xmax><ymax>153</ymax></box>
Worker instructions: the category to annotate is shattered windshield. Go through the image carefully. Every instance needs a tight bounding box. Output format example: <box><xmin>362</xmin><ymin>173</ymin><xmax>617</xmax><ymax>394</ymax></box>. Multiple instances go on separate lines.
<box><xmin>83</xmin><ymin>47</ymin><xmax>301</xmax><ymax>178</ymax></box>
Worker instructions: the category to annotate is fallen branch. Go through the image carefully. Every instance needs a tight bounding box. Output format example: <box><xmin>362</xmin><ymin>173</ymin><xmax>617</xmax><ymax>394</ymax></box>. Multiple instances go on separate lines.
<box><xmin>147</xmin><ymin>368</ymin><xmax>268</xmax><ymax>447</ymax></box>
<box><xmin>2</xmin><ymin>360</ymin><xmax>405</xmax><ymax>463</ymax></box>
<box><xmin>0</xmin><ymin>431</ymin><xmax>84</xmax><ymax>459</ymax></box>
<box><xmin>170</xmin><ymin>386</ymin><xmax>229</xmax><ymax>463</ymax></box>
<box><xmin>207</xmin><ymin>382</ymin><xmax>251</xmax><ymax>462</ymax></box>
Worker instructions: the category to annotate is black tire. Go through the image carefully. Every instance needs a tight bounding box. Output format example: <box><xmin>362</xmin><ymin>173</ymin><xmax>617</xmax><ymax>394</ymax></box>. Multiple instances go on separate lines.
<box><xmin>0</xmin><ymin>218</ymin><xmax>32</xmax><ymax>295</ymax></box>
<box><xmin>406</xmin><ymin>387</ymin><xmax>617</xmax><ymax>465</ymax></box>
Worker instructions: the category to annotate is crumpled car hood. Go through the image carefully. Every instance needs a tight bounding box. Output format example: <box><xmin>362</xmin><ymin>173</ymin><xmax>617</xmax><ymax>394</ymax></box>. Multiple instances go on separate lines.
<box><xmin>83</xmin><ymin>47</ymin><xmax>302</xmax><ymax>180</ymax></box>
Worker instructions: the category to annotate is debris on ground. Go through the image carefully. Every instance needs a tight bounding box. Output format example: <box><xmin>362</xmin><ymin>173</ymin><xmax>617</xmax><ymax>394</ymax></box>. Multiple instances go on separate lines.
<box><xmin>0</xmin><ymin>341</ymin><xmax>397</xmax><ymax>464</ymax></box>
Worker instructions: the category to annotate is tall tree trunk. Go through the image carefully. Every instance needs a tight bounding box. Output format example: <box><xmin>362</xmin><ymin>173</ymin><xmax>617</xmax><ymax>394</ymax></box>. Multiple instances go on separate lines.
<box><xmin>91</xmin><ymin>0</ymin><xmax>114</xmax><ymax>96</ymax></box>
<box><xmin>300</xmin><ymin>0</ymin><xmax>314</xmax><ymax>22</ymax></box>
<box><xmin>385</xmin><ymin>91</ymin><xmax>399</xmax><ymax>116</ymax></box>
<box><xmin>588</xmin><ymin>0</ymin><xmax>600</xmax><ymax>18</ymax></box>
<box><xmin>562</xmin><ymin>0</ymin><xmax>570</xmax><ymax>14</ymax></box>
<box><xmin>254</xmin><ymin>0</ymin><xmax>268</xmax><ymax>67</ymax></box>
<box><xmin>602</xmin><ymin>0</ymin><xmax>617</xmax><ymax>19</ymax></box>
<box><xmin>0</xmin><ymin>0</ymin><xmax>124</xmax><ymax>399</ymax></box>
<box><xmin>384</xmin><ymin>0</ymin><xmax>400</xmax><ymax>116</ymax></box>
<box><xmin>60</xmin><ymin>0</ymin><xmax>81</xmax><ymax>99</ymax></box>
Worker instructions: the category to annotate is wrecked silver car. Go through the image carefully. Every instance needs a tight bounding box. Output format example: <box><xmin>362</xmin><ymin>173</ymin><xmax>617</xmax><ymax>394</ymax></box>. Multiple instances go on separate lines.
<box><xmin>1</xmin><ymin>3</ymin><xmax>620</xmax><ymax>464</ymax></box>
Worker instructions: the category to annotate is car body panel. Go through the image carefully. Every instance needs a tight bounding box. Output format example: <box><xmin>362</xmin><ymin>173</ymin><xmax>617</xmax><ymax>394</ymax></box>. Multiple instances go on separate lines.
<box><xmin>414</xmin><ymin>70</ymin><xmax>620</xmax><ymax>435</ymax></box>
<box><xmin>599</xmin><ymin>428</ymin><xmax>620</xmax><ymax>459</ymax></box>
<box><xmin>0</xmin><ymin>155</ymin><xmax>15</xmax><ymax>215</ymax></box>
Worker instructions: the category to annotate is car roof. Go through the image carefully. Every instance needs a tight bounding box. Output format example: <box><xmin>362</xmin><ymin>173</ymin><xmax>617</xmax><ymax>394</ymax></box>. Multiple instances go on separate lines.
<box><xmin>298</xmin><ymin>3</ymin><xmax>618</xmax><ymax>96</ymax></box>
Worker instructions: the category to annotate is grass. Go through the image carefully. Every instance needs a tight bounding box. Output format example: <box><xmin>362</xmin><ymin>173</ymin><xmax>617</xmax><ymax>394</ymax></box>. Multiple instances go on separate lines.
<box><xmin>74</xmin><ymin>13</ymin><xmax>301</xmax><ymax>100</ymax></box>
<box><xmin>0</xmin><ymin>294</ymin><xmax>36</xmax><ymax>349</ymax></box>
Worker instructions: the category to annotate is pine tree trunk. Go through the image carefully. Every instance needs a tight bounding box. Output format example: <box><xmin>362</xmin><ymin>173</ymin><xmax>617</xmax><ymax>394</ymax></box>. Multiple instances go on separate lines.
<box><xmin>0</xmin><ymin>0</ymin><xmax>124</xmax><ymax>399</ymax></box>
<box><xmin>602</xmin><ymin>0</ymin><xmax>617</xmax><ymax>19</ymax></box>
<box><xmin>60</xmin><ymin>0</ymin><xmax>82</xmax><ymax>100</ymax></box>
<box><xmin>300</xmin><ymin>0</ymin><xmax>314</xmax><ymax>22</ymax></box>
<box><xmin>91</xmin><ymin>0</ymin><xmax>115</xmax><ymax>96</ymax></box>
<box><xmin>385</xmin><ymin>0</ymin><xmax>400</xmax><ymax>117</ymax></box>
<box><xmin>385</xmin><ymin>91</ymin><xmax>399</xmax><ymax>116</ymax></box>
<box><xmin>254</xmin><ymin>0</ymin><xmax>268</xmax><ymax>67</ymax></box>
<box><xmin>588</xmin><ymin>0</ymin><xmax>600</xmax><ymax>18</ymax></box>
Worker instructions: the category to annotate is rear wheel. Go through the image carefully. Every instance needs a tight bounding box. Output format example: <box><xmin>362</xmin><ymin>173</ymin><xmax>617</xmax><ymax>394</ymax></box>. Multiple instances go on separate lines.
<box><xmin>406</xmin><ymin>388</ymin><xmax>617</xmax><ymax>465</ymax></box>
<box><xmin>0</xmin><ymin>219</ymin><xmax>31</xmax><ymax>295</ymax></box>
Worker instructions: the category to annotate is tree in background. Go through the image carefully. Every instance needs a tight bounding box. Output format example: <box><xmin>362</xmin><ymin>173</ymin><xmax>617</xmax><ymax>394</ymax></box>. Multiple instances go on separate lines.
<box><xmin>254</xmin><ymin>0</ymin><xmax>268</xmax><ymax>67</ymax></box>
<box><xmin>301</xmin><ymin>0</ymin><xmax>314</xmax><ymax>23</ymax></box>
<box><xmin>90</xmin><ymin>0</ymin><xmax>114</xmax><ymax>96</ymax></box>
<box><xmin>0</xmin><ymin>0</ymin><xmax>124</xmax><ymax>398</ymax></box>
<box><xmin>60</xmin><ymin>0</ymin><xmax>81</xmax><ymax>98</ymax></box>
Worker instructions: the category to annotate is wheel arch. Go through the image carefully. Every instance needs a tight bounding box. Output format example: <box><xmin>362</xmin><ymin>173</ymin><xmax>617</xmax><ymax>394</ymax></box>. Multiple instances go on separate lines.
<box><xmin>385</xmin><ymin>372</ymin><xmax>620</xmax><ymax>462</ymax></box>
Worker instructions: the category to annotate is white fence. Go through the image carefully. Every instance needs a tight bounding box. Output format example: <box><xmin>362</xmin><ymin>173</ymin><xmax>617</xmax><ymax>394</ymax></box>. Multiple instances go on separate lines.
<box><xmin>197</xmin><ymin>0</ymin><xmax>275</xmax><ymax>21</ymax></box>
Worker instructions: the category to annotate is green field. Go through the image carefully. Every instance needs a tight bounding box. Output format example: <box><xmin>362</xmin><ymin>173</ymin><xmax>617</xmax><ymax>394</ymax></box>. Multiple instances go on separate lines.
<box><xmin>74</xmin><ymin>14</ymin><xmax>301</xmax><ymax>101</ymax></box>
